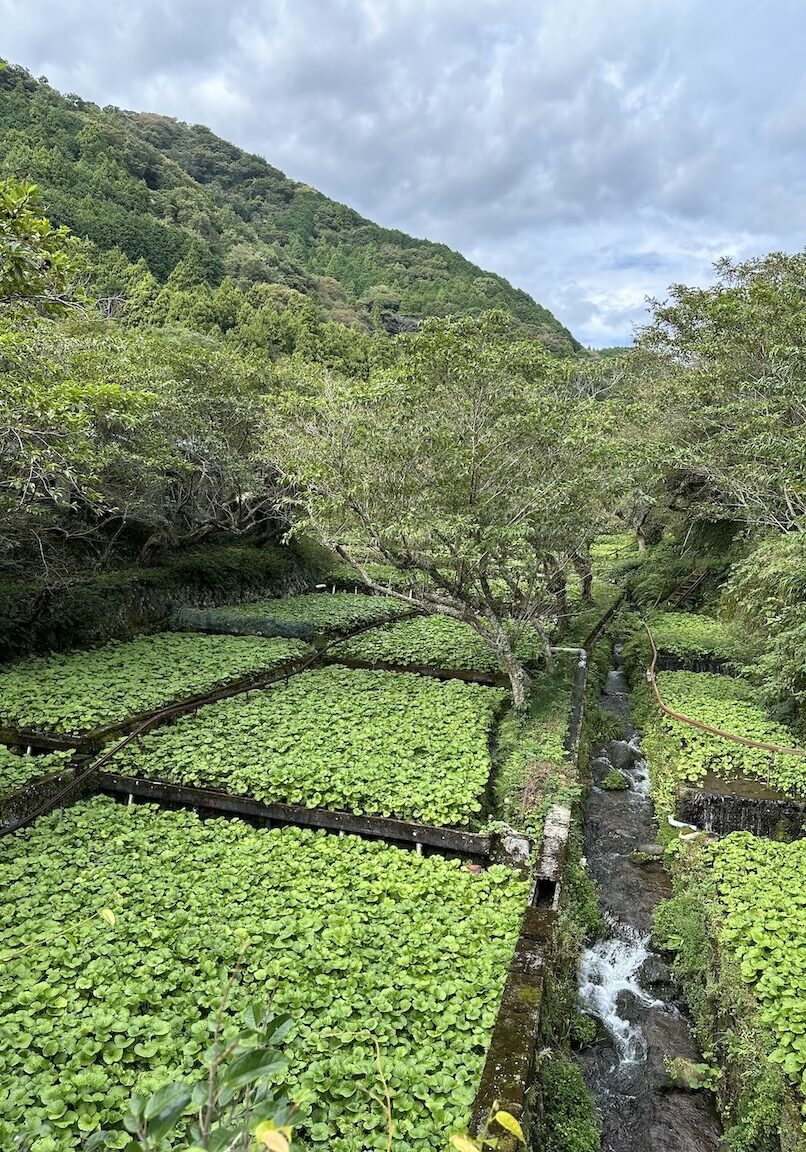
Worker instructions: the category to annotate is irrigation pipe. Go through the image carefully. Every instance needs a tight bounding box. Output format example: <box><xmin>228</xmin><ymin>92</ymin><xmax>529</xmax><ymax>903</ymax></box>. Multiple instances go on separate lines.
<box><xmin>643</xmin><ymin>620</ymin><xmax>806</xmax><ymax>759</ymax></box>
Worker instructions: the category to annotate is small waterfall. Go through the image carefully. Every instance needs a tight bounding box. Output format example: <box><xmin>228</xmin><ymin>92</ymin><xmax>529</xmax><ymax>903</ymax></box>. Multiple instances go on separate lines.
<box><xmin>579</xmin><ymin>931</ymin><xmax>661</xmax><ymax>1063</ymax></box>
<box><xmin>625</xmin><ymin>735</ymin><xmax>651</xmax><ymax>797</ymax></box>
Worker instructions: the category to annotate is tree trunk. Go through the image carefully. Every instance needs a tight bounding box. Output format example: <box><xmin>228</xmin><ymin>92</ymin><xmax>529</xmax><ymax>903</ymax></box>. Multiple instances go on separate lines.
<box><xmin>476</xmin><ymin>613</ymin><xmax>533</xmax><ymax>711</ymax></box>
<box><xmin>531</xmin><ymin>619</ymin><xmax>555</xmax><ymax>671</ymax></box>
<box><xmin>572</xmin><ymin>549</ymin><xmax>593</xmax><ymax>602</ymax></box>
<box><xmin>554</xmin><ymin>578</ymin><xmax>569</xmax><ymax>623</ymax></box>
<box><xmin>138</xmin><ymin>521</ymin><xmax>218</xmax><ymax>566</ymax></box>
<box><xmin>634</xmin><ymin>507</ymin><xmax>649</xmax><ymax>552</ymax></box>
<box><xmin>499</xmin><ymin>649</ymin><xmax>531</xmax><ymax>711</ymax></box>
<box><xmin>544</xmin><ymin>556</ymin><xmax>570</xmax><ymax>625</ymax></box>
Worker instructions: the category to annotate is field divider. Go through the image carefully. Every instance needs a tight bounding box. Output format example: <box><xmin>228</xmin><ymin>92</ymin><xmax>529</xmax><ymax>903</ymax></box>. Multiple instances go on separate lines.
<box><xmin>319</xmin><ymin>652</ymin><xmax>509</xmax><ymax>686</ymax></box>
<box><xmin>471</xmin><ymin>649</ymin><xmax>588</xmax><ymax>1137</ymax></box>
<box><xmin>95</xmin><ymin>771</ymin><xmax>496</xmax><ymax>858</ymax></box>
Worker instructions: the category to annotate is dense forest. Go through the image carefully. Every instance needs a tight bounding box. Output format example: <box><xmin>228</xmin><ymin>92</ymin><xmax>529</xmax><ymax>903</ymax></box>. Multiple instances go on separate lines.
<box><xmin>0</xmin><ymin>62</ymin><xmax>578</xmax><ymax>350</ymax></box>
<box><xmin>1</xmin><ymin>53</ymin><xmax>806</xmax><ymax>1152</ymax></box>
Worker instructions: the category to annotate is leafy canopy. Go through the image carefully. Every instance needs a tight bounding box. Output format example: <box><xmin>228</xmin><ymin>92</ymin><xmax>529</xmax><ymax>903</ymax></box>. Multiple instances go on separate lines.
<box><xmin>632</xmin><ymin>251</ymin><xmax>806</xmax><ymax>533</ymax></box>
<box><xmin>275</xmin><ymin>313</ymin><xmax>618</xmax><ymax>706</ymax></box>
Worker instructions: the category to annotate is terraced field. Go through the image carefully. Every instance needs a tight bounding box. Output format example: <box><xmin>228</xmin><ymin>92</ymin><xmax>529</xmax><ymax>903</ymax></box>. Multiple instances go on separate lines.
<box><xmin>0</xmin><ymin>587</ymin><xmax>575</xmax><ymax>1152</ymax></box>
<box><xmin>111</xmin><ymin>665</ymin><xmax>506</xmax><ymax>826</ymax></box>
<box><xmin>331</xmin><ymin>614</ymin><xmax>541</xmax><ymax>677</ymax></box>
<box><xmin>0</xmin><ymin>799</ymin><xmax>528</xmax><ymax>1151</ymax></box>
<box><xmin>0</xmin><ymin>747</ymin><xmax>74</xmax><ymax>800</ymax></box>
<box><xmin>175</xmin><ymin>592</ymin><xmax>412</xmax><ymax>639</ymax></box>
<box><xmin>0</xmin><ymin>633</ymin><xmax>312</xmax><ymax>738</ymax></box>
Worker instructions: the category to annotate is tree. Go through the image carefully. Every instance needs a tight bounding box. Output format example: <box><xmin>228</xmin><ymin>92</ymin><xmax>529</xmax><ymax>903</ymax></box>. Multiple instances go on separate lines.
<box><xmin>0</xmin><ymin>180</ymin><xmax>144</xmax><ymax>576</ymax></box>
<box><xmin>274</xmin><ymin>313</ymin><xmax>616</xmax><ymax>708</ymax></box>
<box><xmin>49</xmin><ymin>324</ymin><xmax>282</xmax><ymax>565</ymax></box>
<box><xmin>631</xmin><ymin>252</ymin><xmax>806</xmax><ymax>534</ymax></box>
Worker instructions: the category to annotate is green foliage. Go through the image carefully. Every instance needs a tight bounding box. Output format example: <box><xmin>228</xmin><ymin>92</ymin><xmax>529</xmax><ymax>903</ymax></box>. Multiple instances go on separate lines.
<box><xmin>539</xmin><ymin>1058</ymin><xmax>601</xmax><ymax>1152</ymax></box>
<box><xmin>600</xmin><ymin>769</ymin><xmax>630</xmax><ymax>790</ymax></box>
<box><xmin>0</xmin><ymin>633</ymin><xmax>310</xmax><ymax>735</ymax></box>
<box><xmin>723</xmin><ymin>535</ymin><xmax>806</xmax><ymax>732</ymax></box>
<box><xmin>635</xmin><ymin>251</ymin><xmax>806</xmax><ymax>533</ymax></box>
<box><xmin>639</xmin><ymin>671</ymin><xmax>806</xmax><ymax>801</ymax></box>
<box><xmin>570</xmin><ymin>1011</ymin><xmax>598</xmax><ymax>1048</ymax></box>
<box><xmin>113</xmin><ymin>665</ymin><xmax>505</xmax><ymax>826</ymax></box>
<box><xmin>450</xmin><ymin>1107</ymin><xmax>526</xmax><ymax>1152</ymax></box>
<box><xmin>561</xmin><ymin>579</ymin><xmax>622</xmax><ymax>646</ymax></box>
<box><xmin>666</xmin><ymin>1058</ymin><xmax>722</xmax><ymax>1092</ymax></box>
<box><xmin>0</xmin><ymin>747</ymin><xmax>73</xmax><ymax>799</ymax></box>
<box><xmin>585</xmin><ymin>704</ymin><xmax>623</xmax><ymax>745</ymax></box>
<box><xmin>0</xmin><ymin>542</ymin><xmax>330</xmax><ymax>661</ymax></box>
<box><xmin>275</xmin><ymin>312</ymin><xmax>618</xmax><ymax>707</ymax></box>
<box><xmin>158</xmin><ymin>543</ymin><xmax>329</xmax><ymax>594</ymax></box>
<box><xmin>493</xmin><ymin>668</ymin><xmax>577</xmax><ymax>840</ymax></box>
<box><xmin>0</xmin><ymin>798</ymin><xmax>527</xmax><ymax>1151</ymax></box>
<box><xmin>648</xmin><ymin>611</ymin><xmax>748</xmax><ymax>665</ymax></box>
<box><xmin>656</xmin><ymin>839</ymin><xmax>806</xmax><ymax>1150</ymax></box>
<box><xmin>333</xmin><ymin>615</ymin><xmax>542</xmax><ymax>676</ymax></box>
<box><xmin>589</xmin><ymin>533</ymin><xmax>640</xmax><ymax>580</ymax></box>
<box><xmin>616</xmin><ymin>539</ymin><xmax>702</xmax><ymax>608</ymax></box>
<box><xmin>0</xmin><ymin>314</ymin><xmax>279</xmax><ymax>576</ymax></box>
<box><xmin>652</xmin><ymin>889</ymin><xmax>715</xmax><ymax>1035</ymax></box>
<box><xmin>561</xmin><ymin>852</ymin><xmax>606</xmax><ymax>946</ymax></box>
<box><xmin>707</xmin><ymin>835</ymin><xmax>806</xmax><ymax>1121</ymax></box>
<box><xmin>118</xmin><ymin>1002</ymin><xmax>299</xmax><ymax>1152</ymax></box>
<box><xmin>176</xmin><ymin>592</ymin><xmax>411</xmax><ymax>639</ymax></box>
<box><xmin>0</xmin><ymin>328</ymin><xmax>153</xmax><ymax>576</ymax></box>
<box><xmin>0</xmin><ymin>64</ymin><xmax>577</xmax><ymax>348</ymax></box>
<box><xmin>323</xmin><ymin>559</ymin><xmax>426</xmax><ymax>592</ymax></box>
<box><xmin>0</xmin><ymin>177</ymin><xmax>78</xmax><ymax>313</ymax></box>
<box><xmin>615</xmin><ymin>527</ymin><xmax>747</xmax><ymax>613</ymax></box>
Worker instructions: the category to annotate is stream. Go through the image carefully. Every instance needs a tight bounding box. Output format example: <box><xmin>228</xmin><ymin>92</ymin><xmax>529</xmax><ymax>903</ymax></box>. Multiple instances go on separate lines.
<box><xmin>577</xmin><ymin>648</ymin><xmax>723</xmax><ymax>1152</ymax></box>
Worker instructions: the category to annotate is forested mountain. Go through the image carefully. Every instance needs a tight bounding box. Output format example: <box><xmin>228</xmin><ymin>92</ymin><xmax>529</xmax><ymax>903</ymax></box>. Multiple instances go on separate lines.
<box><xmin>0</xmin><ymin>62</ymin><xmax>578</xmax><ymax>352</ymax></box>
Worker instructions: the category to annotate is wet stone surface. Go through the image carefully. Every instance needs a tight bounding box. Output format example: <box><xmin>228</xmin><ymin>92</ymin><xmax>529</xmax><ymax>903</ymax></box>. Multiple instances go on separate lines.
<box><xmin>577</xmin><ymin>652</ymin><xmax>722</xmax><ymax>1152</ymax></box>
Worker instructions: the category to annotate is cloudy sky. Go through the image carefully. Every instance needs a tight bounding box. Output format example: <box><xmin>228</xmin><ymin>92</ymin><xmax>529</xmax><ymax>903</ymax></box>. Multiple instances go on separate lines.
<box><xmin>3</xmin><ymin>0</ymin><xmax>804</xmax><ymax>345</ymax></box>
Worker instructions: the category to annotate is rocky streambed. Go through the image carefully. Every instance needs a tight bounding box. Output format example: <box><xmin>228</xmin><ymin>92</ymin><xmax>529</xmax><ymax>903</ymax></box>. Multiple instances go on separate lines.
<box><xmin>577</xmin><ymin>652</ymin><xmax>723</xmax><ymax>1152</ymax></box>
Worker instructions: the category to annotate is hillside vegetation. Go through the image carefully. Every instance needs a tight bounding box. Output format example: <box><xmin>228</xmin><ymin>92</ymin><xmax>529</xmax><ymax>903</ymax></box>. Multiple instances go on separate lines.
<box><xmin>0</xmin><ymin>61</ymin><xmax>577</xmax><ymax>351</ymax></box>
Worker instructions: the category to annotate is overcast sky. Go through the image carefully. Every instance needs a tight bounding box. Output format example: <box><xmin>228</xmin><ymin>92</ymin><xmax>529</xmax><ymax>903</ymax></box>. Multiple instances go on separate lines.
<box><xmin>3</xmin><ymin>0</ymin><xmax>804</xmax><ymax>345</ymax></box>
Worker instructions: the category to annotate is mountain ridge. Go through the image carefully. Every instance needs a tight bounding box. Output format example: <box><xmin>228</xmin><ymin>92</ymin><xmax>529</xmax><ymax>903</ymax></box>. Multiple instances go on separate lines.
<box><xmin>0</xmin><ymin>61</ymin><xmax>579</xmax><ymax>352</ymax></box>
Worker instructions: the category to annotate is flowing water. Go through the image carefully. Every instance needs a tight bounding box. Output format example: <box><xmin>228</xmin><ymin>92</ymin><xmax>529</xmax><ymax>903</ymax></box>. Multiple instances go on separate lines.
<box><xmin>577</xmin><ymin>649</ymin><xmax>723</xmax><ymax>1152</ymax></box>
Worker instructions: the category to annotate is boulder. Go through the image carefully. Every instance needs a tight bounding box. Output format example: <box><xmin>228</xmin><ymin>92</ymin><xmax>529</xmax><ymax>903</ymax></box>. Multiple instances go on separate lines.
<box><xmin>609</xmin><ymin>740</ymin><xmax>640</xmax><ymax>770</ymax></box>
<box><xmin>637</xmin><ymin>955</ymin><xmax>673</xmax><ymax>989</ymax></box>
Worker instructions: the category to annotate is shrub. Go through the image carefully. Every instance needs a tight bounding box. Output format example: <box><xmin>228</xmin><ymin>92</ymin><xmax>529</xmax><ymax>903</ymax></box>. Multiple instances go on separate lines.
<box><xmin>540</xmin><ymin>1057</ymin><xmax>601</xmax><ymax>1152</ymax></box>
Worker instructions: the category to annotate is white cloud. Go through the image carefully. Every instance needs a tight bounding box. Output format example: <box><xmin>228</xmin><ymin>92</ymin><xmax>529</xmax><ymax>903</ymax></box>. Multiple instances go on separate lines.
<box><xmin>3</xmin><ymin>0</ymin><xmax>805</xmax><ymax>344</ymax></box>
